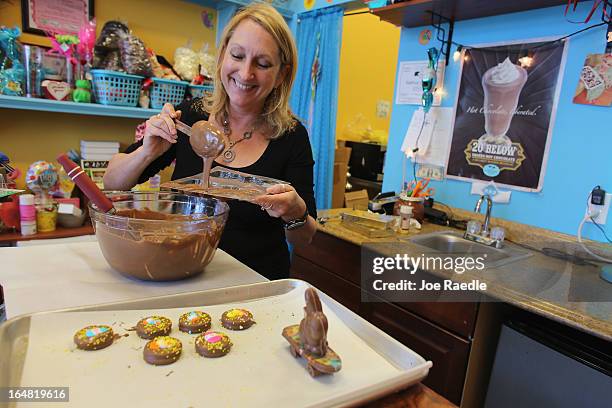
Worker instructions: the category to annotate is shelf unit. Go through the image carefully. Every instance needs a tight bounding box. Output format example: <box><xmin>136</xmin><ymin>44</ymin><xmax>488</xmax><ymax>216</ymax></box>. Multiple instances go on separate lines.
<box><xmin>0</xmin><ymin>222</ymin><xmax>94</xmax><ymax>245</ymax></box>
<box><xmin>371</xmin><ymin>0</ymin><xmax>572</xmax><ymax>27</ymax></box>
<box><xmin>0</xmin><ymin>94</ymin><xmax>160</xmax><ymax>119</ymax></box>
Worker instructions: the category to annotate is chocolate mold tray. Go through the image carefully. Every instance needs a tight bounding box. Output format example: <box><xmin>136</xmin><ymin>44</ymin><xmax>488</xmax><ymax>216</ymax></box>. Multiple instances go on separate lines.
<box><xmin>161</xmin><ymin>166</ymin><xmax>289</xmax><ymax>202</ymax></box>
<box><xmin>0</xmin><ymin>279</ymin><xmax>431</xmax><ymax>408</ymax></box>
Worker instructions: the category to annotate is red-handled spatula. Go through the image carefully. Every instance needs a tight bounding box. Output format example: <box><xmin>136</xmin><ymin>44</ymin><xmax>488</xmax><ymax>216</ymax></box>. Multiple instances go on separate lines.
<box><xmin>56</xmin><ymin>154</ymin><xmax>115</xmax><ymax>214</ymax></box>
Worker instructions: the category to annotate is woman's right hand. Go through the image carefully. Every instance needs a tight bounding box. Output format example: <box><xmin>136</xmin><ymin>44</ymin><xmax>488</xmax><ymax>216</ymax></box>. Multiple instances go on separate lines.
<box><xmin>142</xmin><ymin>103</ymin><xmax>182</xmax><ymax>159</ymax></box>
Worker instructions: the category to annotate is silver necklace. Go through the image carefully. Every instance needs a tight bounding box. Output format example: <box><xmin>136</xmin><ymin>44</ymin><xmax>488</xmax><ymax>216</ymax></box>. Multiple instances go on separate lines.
<box><xmin>221</xmin><ymin>112</ymin><xmax>257</xmax><ymax>163</ymax></box>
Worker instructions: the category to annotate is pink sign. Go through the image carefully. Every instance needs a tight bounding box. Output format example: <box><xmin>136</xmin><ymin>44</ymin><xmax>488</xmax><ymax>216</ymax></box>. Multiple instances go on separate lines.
<box><xmin>24</xmin><ymin>0</ymin><xmax>92</xmax><ymax>35</ymax></box>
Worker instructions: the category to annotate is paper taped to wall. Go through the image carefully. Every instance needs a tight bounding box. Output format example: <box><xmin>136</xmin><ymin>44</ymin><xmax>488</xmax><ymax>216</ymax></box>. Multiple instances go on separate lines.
<box><xmin>401</xmin><ymin>107</ymin><xmax>453</xmax><ymax>168</ymax></box>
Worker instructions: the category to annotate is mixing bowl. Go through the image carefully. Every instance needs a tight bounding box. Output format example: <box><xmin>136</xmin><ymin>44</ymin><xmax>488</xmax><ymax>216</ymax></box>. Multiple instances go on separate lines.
<box><xmin>89</xmin><ymin>192</ymin><xmax>229</xmax><ymax>281</ymax></box>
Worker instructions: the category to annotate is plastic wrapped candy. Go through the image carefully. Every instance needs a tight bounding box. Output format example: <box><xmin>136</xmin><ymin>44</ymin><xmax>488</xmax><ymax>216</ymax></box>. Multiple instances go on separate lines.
<box><xmin>77</xmin><ymin>20</ymin><xmax>96</xmax><ymax>63</ymax></box>
<box><xmin>48</xmin><ymin>34</ymin><xmax>79</xmax><ymax>65</ymax></box>
<box><xmin>198</xmin><ymin>44</ymin><xmax>216</xmax><ymax>80</ymax></box>
<box><xmin>0</xmin><ymin>27</ymin><xmax>21</xmax><ymax>62</ymax></box>
<box><xmin>95</xmin><ymin>21</ymin><xmax>129</xmax><ymax>50</ymax></box>
<box><xmin>0</xmin><ymin>27</ymin><xmax>25</xmax><ymax>96</ymax></box>
<box><xmin>117</xmin><ymin>31</ymin><xmax>153</xmax><ymax>77</ymax></box>
<box><xmin>148</xmin><ymin>50</ymin><xmax>180</xmax><ymax>81</ymax></box>
<box><xmin>0</xmin><ymin>65</ymin><xmax>24</xmax><ymax>96</ymax></box>
<box><xmin>174</xmin><ymin>41</ymin><xmax>198</xmax><ymax>81</ymax></box>
<box><xmin>77</xmin><ymin>19</ymin><xmax>96</xmax><ymax>78</ymax></box>
<box><xmin>93</xmin><ymin>21</ymin><xmax>129</xmax><ymax>69</ymax></box>
<box><xmin>100</xmin><ymin>50</ymin><xmax>124</xmax><ymax>72</ymax></box>
<box><xmin>26</xmin><ymin>161</ymin><xmax>59</xmax><ymax>197</ymax></box>
<box><xmin>149</xmin><ymin>49</ymin><xmax>165</xmax><ymax>78</ymax></box>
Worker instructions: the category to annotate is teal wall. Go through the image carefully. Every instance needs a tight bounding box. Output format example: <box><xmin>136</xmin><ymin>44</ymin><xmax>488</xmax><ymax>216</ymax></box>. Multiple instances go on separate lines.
<box><xmin>383</xmin><ymin>3</ymin><xmax>612</xmax><ymax>241</ymax></box>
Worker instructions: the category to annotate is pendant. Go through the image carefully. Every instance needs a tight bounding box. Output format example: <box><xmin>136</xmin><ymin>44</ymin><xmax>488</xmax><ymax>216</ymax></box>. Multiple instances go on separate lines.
<box><xmin>222</xmin><ymin>149</ymin><xmax>235</xmax><ymax>163</ymax></box>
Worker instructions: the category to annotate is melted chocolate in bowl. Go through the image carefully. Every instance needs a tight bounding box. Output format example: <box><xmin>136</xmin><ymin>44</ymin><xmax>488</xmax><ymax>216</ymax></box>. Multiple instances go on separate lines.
<box><xmin>90</xmin><ymin>193</ymin><xmax>229</xmax><ymax>281</ymax></box>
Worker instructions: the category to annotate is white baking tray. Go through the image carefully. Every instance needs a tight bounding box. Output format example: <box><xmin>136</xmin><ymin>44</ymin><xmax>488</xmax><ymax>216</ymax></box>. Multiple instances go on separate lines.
<box><xmin>0</xmin><ymin>279</ymin><xmax>431</xmax><ymax>407</ymax></box>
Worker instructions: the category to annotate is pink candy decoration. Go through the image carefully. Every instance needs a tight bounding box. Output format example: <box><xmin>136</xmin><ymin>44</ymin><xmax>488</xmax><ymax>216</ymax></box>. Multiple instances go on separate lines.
<box><xmin>77</xmin><ymin>19</ymin><xmax>96</xmax><ymax>63</ymax></box>
<box><xmin>204</xmin><ymin>332</ymin><xmax>222</xmax><ymax>343</ymax></box>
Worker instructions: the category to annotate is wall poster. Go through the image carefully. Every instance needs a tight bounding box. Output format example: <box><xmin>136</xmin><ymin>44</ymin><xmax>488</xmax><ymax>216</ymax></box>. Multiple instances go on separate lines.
<box><xmin>445</xmin><ymin>39</ymin><xmax>567</xmax><ymax>191</ymax></box>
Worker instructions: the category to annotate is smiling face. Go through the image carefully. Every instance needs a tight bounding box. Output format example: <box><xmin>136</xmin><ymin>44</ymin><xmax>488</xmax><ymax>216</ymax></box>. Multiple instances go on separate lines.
<box><xmin>220</xmin><ymin>19</ymin><xmax>287</xmax><ymax>114</ymax></box>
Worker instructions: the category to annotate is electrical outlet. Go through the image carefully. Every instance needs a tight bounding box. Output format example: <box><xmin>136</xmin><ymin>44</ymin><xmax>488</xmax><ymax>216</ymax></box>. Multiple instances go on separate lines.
<box><xmin>586</xmin><ymin>193</ymin><xmax>611</xmax><ymax>224</ymax></box>
<box><xmin>376</xmin><ymin>100</ymin><xmax>390</xmax><ymax>118</ymax></box>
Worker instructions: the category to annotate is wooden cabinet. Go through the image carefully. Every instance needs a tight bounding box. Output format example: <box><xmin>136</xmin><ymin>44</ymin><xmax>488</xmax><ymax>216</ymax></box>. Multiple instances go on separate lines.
<box><xmin>291</xmin><ymin>231</ymin><xmax>479</xmax><ymax>405</ymax></box>
<box><xmin>362</xmin><ymin>301</ymin><xmax>470</xmax><ymax>404</ymax></box>
<box><xmin>292</xmin><ymin>255</ymin><xmax>363</xmax><ymax>313</ymax></box>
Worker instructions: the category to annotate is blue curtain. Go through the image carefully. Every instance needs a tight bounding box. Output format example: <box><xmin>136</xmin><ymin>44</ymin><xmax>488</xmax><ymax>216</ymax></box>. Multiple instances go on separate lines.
<box><xmin>290</xmin><ymin>7</ymin><xmax>343</xmax><ymax>210</ymax></box>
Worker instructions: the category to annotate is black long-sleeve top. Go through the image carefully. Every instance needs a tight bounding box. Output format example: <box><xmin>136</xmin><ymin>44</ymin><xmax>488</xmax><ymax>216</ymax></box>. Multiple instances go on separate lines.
<box><xmin>124</xmin><ymin>99</ymin><xmax>317</xmax><ymax>280</ymax></box>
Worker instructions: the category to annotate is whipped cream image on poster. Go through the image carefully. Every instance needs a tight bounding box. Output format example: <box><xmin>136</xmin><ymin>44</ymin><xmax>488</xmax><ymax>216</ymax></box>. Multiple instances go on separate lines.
<box><xmin>479</xmin><ymin>58</ymin><xmax>528</xmax><ymax>145</ymax></box>
<box><xmin>446</xmin><ymin>40</ymin><xmax>566</xmax><ymax>191</ymax></box>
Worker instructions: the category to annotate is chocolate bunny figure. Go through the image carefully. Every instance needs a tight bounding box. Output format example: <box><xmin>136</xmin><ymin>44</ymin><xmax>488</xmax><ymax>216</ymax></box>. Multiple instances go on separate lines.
<box><xmin>299</xmin><ymin>288</ymin><xmax>329</xmax><ymax>357</ymax></box>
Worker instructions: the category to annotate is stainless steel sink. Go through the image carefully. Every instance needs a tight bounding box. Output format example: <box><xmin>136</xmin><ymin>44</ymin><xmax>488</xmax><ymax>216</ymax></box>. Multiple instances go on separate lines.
<box><xmin>407</xmin><ymin>231</ymin><xmax>532</xmax><ymax>268</ymax></box>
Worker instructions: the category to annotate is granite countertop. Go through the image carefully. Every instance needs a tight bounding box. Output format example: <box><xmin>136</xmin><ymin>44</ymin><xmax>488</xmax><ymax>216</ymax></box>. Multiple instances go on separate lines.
<box><xmin>316</xmin><ymin>209</ymin><xmax>612</xmax><ymax>342</ymax></box>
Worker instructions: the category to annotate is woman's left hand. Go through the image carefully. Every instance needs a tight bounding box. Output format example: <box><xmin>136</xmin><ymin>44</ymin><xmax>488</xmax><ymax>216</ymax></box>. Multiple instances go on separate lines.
<box><xmin>253</xmin><ymin>184</ymin><xmax>307</xmax><ymax>221</ymax></box>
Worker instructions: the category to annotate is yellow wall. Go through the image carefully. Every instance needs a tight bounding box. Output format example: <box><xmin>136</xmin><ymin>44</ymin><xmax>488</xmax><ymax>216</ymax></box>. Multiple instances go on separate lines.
<box><xmin>0</xmin><ymin>0</ymin><xmax>217</xmax><ymax>62</ymax></box>
<box><xmin>0</xmin><ymin>0</ymin><xmax>216</xmax><ymax>189</ymax></box>
<box><xmin>336</xmin><ymin>11</ymin><xmax>399</xmax><ymax>145</ymax></box>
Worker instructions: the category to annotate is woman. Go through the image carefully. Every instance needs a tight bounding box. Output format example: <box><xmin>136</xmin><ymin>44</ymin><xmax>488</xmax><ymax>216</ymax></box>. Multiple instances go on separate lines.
<box><xmin>103</xmin><ymin>3</ymin><xmax>317</xmax><ymax>280</ymax></box>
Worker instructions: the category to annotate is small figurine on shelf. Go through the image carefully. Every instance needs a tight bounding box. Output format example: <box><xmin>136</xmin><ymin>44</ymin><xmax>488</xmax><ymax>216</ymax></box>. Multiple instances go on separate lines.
<box><xmin>282</xmin><ymin>288</ymin><xmax>342</xmax><ymax>377</ymax></box>
<box><xmin>421</xmin><ymin>47</ymin><xmax>439</xmax><ymax>113</ymax></box>
<box><xmin>73</xmin><ymin>79</ymin><xmax>91</xmax><ymax>103</ymax></box>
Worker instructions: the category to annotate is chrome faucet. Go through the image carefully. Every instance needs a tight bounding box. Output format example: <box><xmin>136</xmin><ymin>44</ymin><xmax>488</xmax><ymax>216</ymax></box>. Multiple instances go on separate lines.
<box><xmin>474</xmin><ymin>194</ymin><xmax>493</xmax><ymax>236</ymax></box>
<box><xmin>464</xmin><ymin>194</ymin><xmax>504</xmax><ymax>248</ymax></box>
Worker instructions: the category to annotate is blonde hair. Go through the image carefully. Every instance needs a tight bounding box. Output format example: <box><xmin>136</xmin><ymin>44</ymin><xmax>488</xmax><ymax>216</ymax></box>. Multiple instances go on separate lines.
<box><xmin>205</xmin><ymin>3</ymin><xmax>298</xmax><ymax>139</ymax></box>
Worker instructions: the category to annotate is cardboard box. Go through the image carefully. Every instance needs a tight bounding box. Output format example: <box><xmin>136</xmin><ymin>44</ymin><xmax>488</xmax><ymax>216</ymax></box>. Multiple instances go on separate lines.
<box><xmin>332</xmin><ymin>145</ymin><xmax>351</xmax><ymax>208</ymax></box>
<box><xmin>344</xmin><ymin>189</ymin><xmax>369</xmax><ymax>211</ymax></box>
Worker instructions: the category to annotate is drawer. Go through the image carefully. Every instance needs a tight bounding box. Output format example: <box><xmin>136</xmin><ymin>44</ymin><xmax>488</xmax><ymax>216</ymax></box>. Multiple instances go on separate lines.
<box><xmin>291</xmin><ymin>254</ymin><xmax>362</xmax><ymax>314</ymax></box>
<box><xmin>293</xmin><ymin>231</ymin><xmax>361</xmax><ymax>285</ymax></box>
<box><xmin>362</xmin><ymin>301</ymin><xmax>470</xmax><ymax>405</ymax></box>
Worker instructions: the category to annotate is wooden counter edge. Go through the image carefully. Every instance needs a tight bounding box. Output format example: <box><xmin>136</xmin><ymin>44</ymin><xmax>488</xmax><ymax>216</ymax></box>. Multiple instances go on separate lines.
<box><xmin>0</xmin><ymin>222</ymin><xmax>94</xmax><ymax>243</ymax></box>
